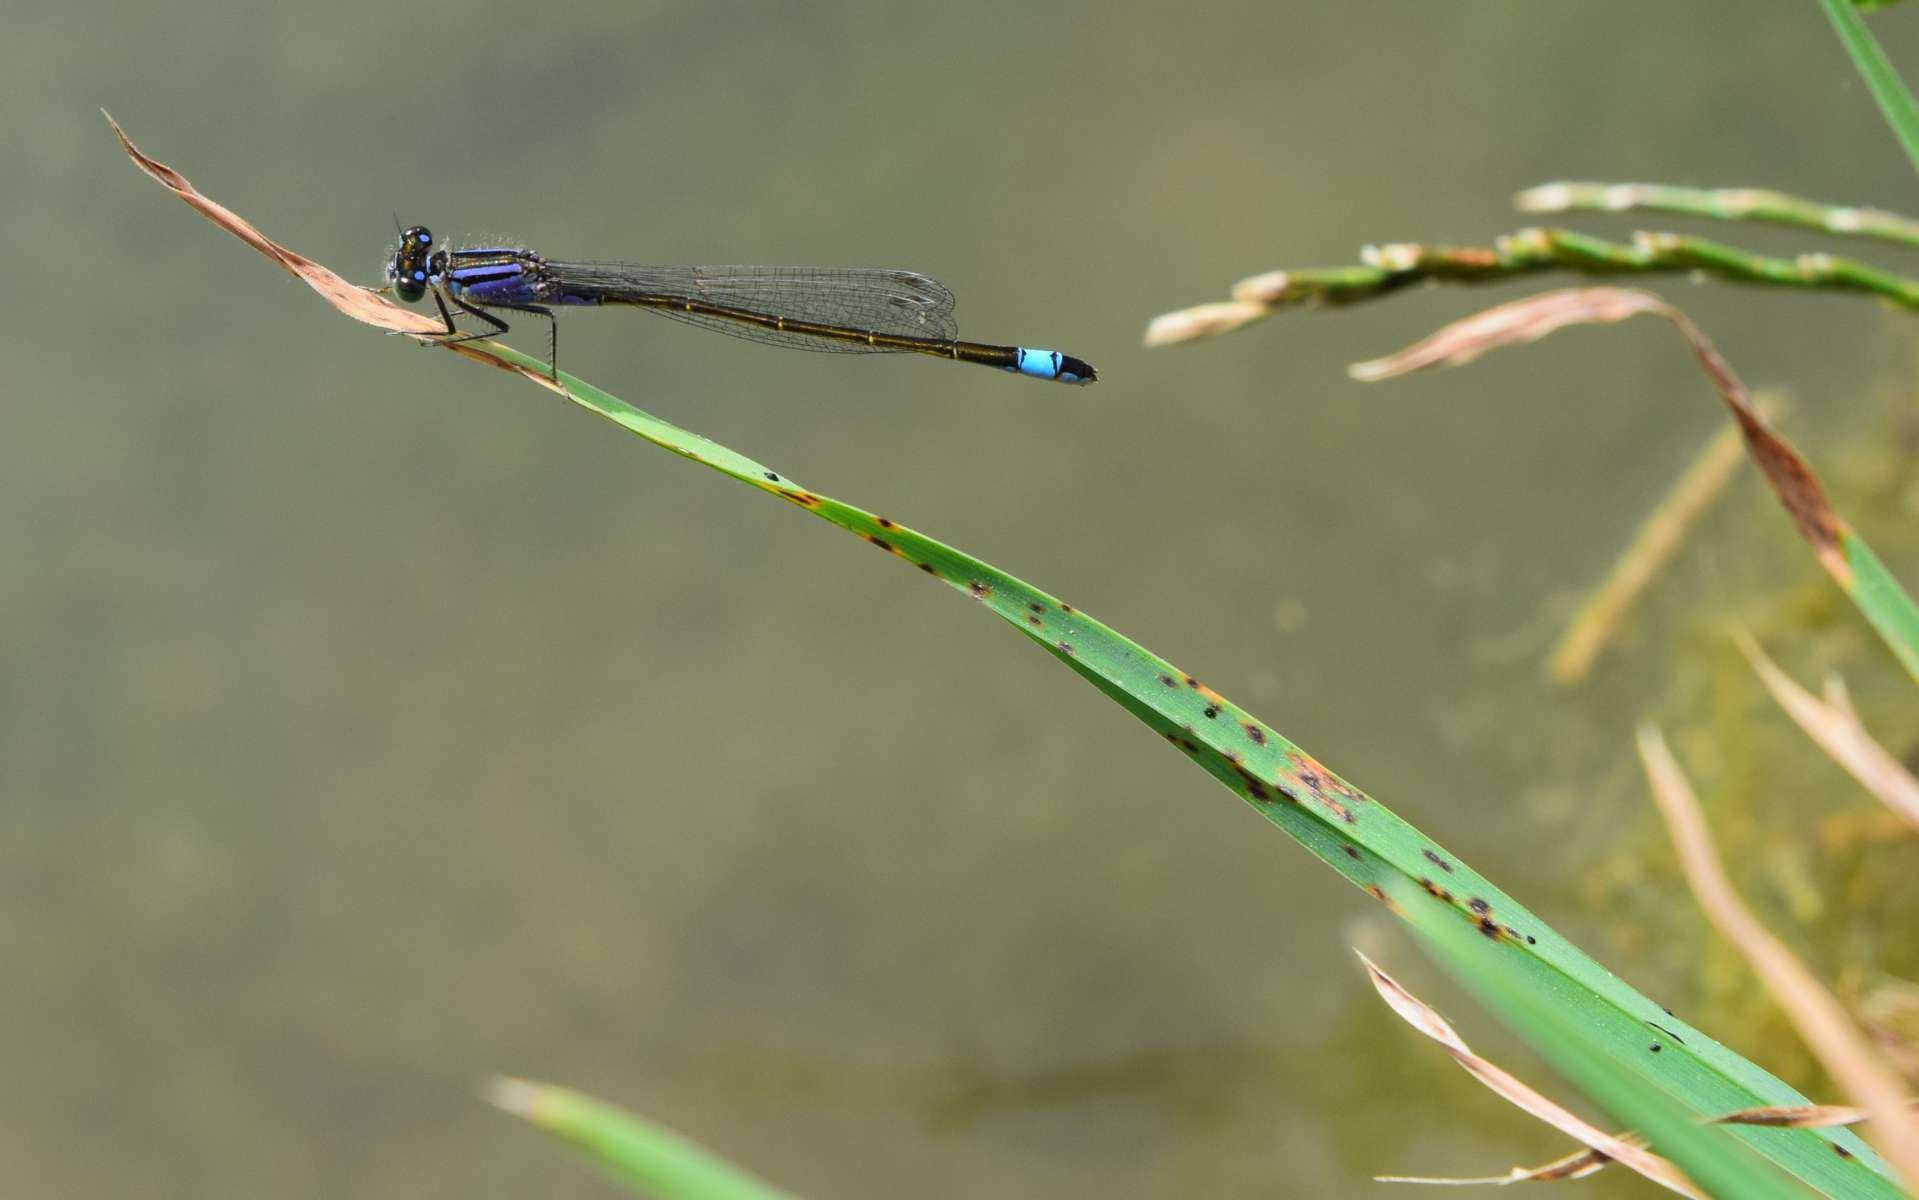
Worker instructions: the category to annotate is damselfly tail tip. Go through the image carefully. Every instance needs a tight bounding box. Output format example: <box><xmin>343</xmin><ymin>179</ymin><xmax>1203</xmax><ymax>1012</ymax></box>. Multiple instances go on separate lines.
<box><xmin>1011</xmin><ymin>347</ymin><xmax>1097</xmax><ymax>385</ymax></box>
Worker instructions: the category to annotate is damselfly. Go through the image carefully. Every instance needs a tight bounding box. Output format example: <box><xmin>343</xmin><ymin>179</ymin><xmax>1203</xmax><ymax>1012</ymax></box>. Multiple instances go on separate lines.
<box><xmin>383</xmin><ymin>225</ymin><xmax>1097</xmax><ymax>385</ymax></box>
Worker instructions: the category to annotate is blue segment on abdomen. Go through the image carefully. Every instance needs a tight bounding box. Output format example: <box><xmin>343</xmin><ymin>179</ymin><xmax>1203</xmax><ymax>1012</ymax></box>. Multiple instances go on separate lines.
<box><xmin>1013</xmin><ymin>347</ymin><xmax>1067</xmax><ymax>381</ymax></box>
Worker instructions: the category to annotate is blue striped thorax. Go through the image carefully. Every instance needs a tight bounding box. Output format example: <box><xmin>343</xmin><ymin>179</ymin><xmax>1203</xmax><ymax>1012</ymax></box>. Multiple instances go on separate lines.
<box><xmin>441</xmin><ymin>251</ymin><xmax>548</xmax><ymax>307</ymax></box>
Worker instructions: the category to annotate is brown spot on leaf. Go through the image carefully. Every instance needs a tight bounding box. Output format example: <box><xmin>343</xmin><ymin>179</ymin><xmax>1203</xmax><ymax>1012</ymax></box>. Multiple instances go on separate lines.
<box><xmin>1245</xmin><ymin>724</ymin><xmax>1267</xmax><ymax>746</ymax></box>
<box><xmin>1231</xmin><ymin>763</ymin><xmax>1271</xmax><ymax>802</ymax></box>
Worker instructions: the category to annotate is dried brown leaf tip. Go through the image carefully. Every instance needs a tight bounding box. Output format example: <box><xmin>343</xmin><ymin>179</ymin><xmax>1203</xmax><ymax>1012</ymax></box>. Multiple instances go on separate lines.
<box><xmin>105</xmin><ymin>112</ymin><xmax>439</xmax><ymax>338</ymax></box>
<box><xmin>1357</xmin><ymin>951</ymin><xmax>1702</xmax><ymax>1198</ymax></box>
<box><xmin>1350</xmin><ymin>285</ymin><xmax>1853</xmax><ymax>583</ymax></box>
<box><xmin>105</xmin><ymin>113</ymin><xmax>577</xmax><ymax>398</ymax></box>
<box><xmin>1348</xmin><ymin>287</ymin><xmax>1665</xmax><ymax>380</ymax></box>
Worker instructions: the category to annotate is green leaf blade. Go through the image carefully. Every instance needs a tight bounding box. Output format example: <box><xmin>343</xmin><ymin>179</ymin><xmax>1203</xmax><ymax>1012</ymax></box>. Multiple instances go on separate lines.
<box><xmin>491</xmin><ymin>341</ymin><xmax>1899</xmax><ymax>1198</ymax></box>
<box><xmin>1822</xmin><ymin>0</ymin><xmax>1919</xmax><ymax>176</ymax></box>
<box><xmin>489</xmin><ymin>1078</ymin><xmax>796</xmax><ymax>1200</ymax></box>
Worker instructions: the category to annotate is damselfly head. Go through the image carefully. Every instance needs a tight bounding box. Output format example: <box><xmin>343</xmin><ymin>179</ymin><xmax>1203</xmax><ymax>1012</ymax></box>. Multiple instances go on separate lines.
<box><xmin>386</xmin><ymin>224</ymin><xmax>435</xmax><ymax>303</ymax></box>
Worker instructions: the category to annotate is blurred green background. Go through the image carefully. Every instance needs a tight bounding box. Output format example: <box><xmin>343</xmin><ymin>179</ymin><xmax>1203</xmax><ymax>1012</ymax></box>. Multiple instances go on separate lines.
<box><xmin>7</xmin><ymin>2</ymin><xmax>1919</xmax><ymax>1196</ymax></box>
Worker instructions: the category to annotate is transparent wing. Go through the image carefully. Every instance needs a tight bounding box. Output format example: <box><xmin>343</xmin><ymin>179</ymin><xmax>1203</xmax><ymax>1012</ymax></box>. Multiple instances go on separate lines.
<box><xmin>542</xmin><ymin>262</ymin><xmax>961</xmax><ymax>354</ymax></box>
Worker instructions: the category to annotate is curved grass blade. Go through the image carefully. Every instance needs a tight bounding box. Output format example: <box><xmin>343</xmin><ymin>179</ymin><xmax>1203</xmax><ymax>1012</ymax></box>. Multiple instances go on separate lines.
<box><xmin>1385</xmin><ymin>876</ymin><xmax>1820</xmax><ymax>1200</ymax></box>
<box><xmin>488</xmin><ymin>1078</ymin><xmax>795</xmax><ymax>1199</ymax></box>
<box><xmin>1821</xmin><ymin>0</ymin><xmax>1919</xmax><ymax>178</ymax></box>
<box><xmin>1358</xmin><ymin>951</ymin><xmax>1702</xmax><ymax>1195</ymax></box>
<box><xmin>1639</xmin><ymin>726</ymin><xmax>1919</xmax><ymax>1187</ymax></box>
<box><xmin>1735</xmin><ymin>631</ymin><xmax>1919</xmax><ymax>829</ymax></box>
<box><xmin>113</xmin><ymin>118</ymin><xmax>1904</xmax><ymax>1199</ymax></box>
<box><xmin>1351</xmin><ymin>287</ymin><xmax>1919</xmax><ymax>686</ymax></box>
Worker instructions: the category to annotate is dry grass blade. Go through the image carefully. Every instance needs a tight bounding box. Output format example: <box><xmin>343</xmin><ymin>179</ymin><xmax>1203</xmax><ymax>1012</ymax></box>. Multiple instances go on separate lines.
<box><xmin>104</xmin><ymin>111</ymin><xmax>438</xmax><ymax>337</ymax></box>
<box><xmin>1636</xmin><ymin>724</ymin><xmax>1919</xmax><ymax>1186</ymax></box>
<box><xmin>1351</xmin><ymin>287</ymin><xmax>1854</xmax><ymax>585</ymax></box>
<box><xmin>1712</xmin><ymin>1099</ymin><xmax>1919</xmax><ymax>1129</ymax></box>
<box><xmin>1377</xmin><ymin>1144</ymin><xmax>1616</xmax><ymax>1186</ymax></box>
<box><xmin>1547</xmin><ymin>401</ymin><xmax>1776</xmax><ymax>684</ymax></box>
<box><xmin>1356</xmin><ymin>950</ymin><xmax>1703</xmax><ymax>1198</ymax></box>
<box><xmin>103</xmin><ymin>112</ymin><xmax>570</xmax><ymax>397</ymax></box>
<box><xmin>1348</xmin><ymin>288</ymin><xmax>1666</xmax><ymax>380</ymax></box>
<box><xmin>1734</xmin><ymin>631</ymin><xmax>1919</xmax><ymax>830</ymax></box>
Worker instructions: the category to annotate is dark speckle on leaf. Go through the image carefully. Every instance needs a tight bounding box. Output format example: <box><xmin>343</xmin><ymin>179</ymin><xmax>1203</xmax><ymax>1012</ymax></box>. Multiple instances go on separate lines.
<box><xmin>1203</xmin><ymin>705</ymin><xmax>1219</xmax><ymax>719</ymax></box>
<box><xmin>876</xmin><ymin>516</ymin><xmax>896</xmax><ymax>530</ymax></box>
<box><xmin>1057</xmin><ymin>641</ymin><xmax>1074</xmax><ymax>656</ymax></box>
<box><xmin>1343</xmin><ymin>845</ymin><xmax>1361</xmax><ymax>860</ymax></box>
<box><xmin>763</xmin><ymin>471</ymin><xmax>780</xmax><ymax>482</ymax></box>
<box><xmin>1158</xmin><ymin>674</ymin><xmax>1177</xmax><ymax>688</ymax></box>
<box><xmin>1245</xmin><ymin>724</ymin><xmax>1267</xmax><ymax>745</ymax></box>
<box><xmin>918</xmin><ymin>563</ymin><xmax>938</xmax><ymax>575</ymax></box>
<box><xmin>1422</xmin><ymin>849</ymin><xmax>1454</xmax><ymax>873</ymax></box>
<box><xmin>1467</xmin><ymin>897</ymin><xmax>1492</xmax><ymax>916</ymax></box>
